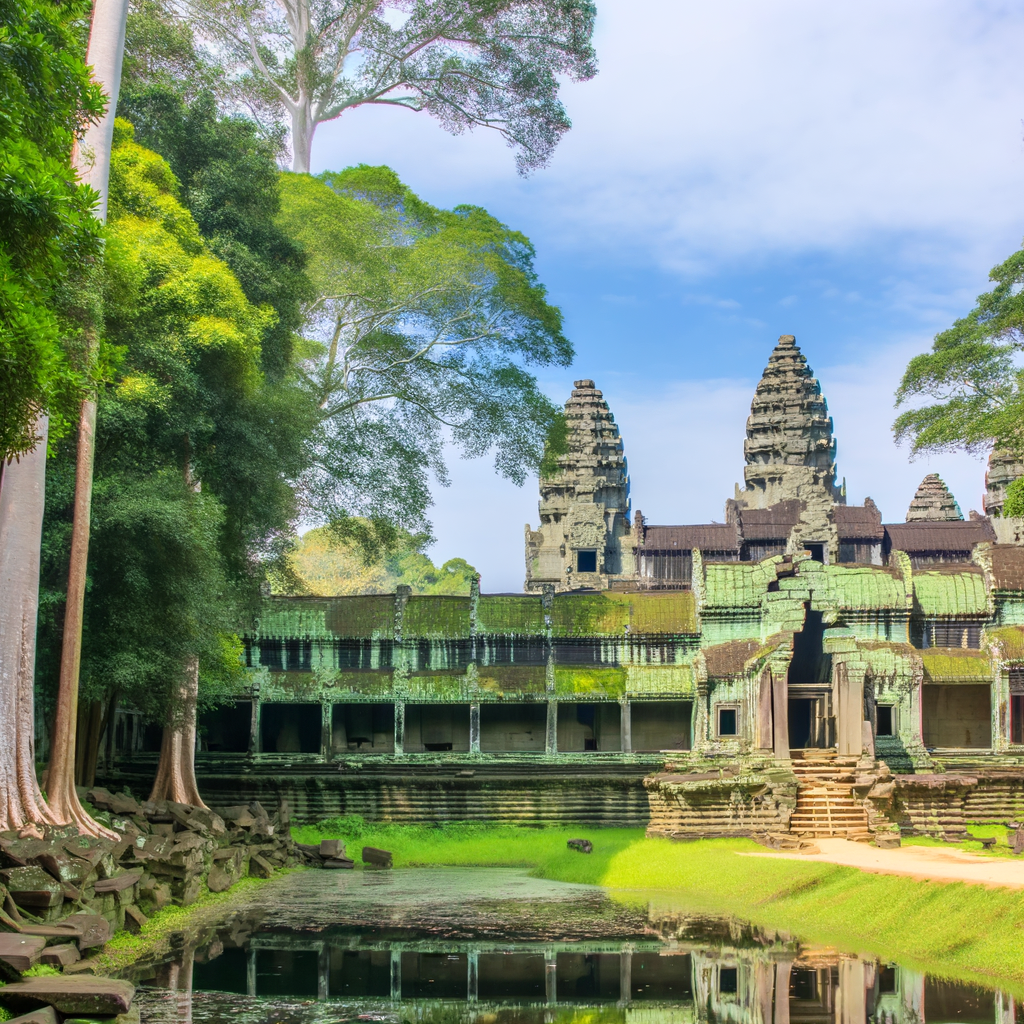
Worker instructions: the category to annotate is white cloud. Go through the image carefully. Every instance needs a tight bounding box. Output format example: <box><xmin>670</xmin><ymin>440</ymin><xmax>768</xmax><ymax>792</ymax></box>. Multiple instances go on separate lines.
<box><xmin>312</xmin><ymin>0</ymin><xmax>1024</xmax><ymax>275</ymax></box>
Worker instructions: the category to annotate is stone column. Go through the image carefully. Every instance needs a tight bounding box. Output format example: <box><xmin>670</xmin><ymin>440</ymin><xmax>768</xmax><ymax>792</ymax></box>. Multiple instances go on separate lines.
<box><xmin>467</xmin><ymin>950</ymin><xmax>479</xmax><ymax>1002</ymax></box>
<box><xmin>391</xmin><ymin>950</ymin><xmax>402</xmax><ymax>1001</ymax></box>
<box><xmin>545</xmin><ymin>951</ymin><xmax>558</xmax><ymax>1005</ymax></box>
<box><xmin>394</xmin><ymin>702</ymin><xmax>405</xmax><ymax>756</ymax></box>
<box><xmin>247</xmin><ymin>947</ymin><xmax>257</xmax><ymax>997</ymax></box>
<box><xmin>250</xmin><ymin>696</ymin><xmax>261</xmax><ymax>755</ymax></box>
<box><xmin>774</xmin><ymin>961</ymin><xmax>792</xmax><ymax>1024</ymax></box>
<box><xmin>321</xmin><ymin>702</ymin><xmax>332</xmax><ymax>760</ymax></box>
<box><xmin>772</xmin><ymin>670</ymin><xmax>790</xmax><ymax>759</ymax></box>
<box><xmin>318</xmin><ymin>942</ymin><xmax>329</xmax><ymax>1000</ymax></box>
<box><xmin>837</xmin><ymin>960</ymin><xmax>866</xmax><ymax>1024</ymax></box>
<box><xmin>546</xmin><ymin>701</ymin><xmax>558</xmax><ymax>754</ymax></box>
<box><xmin>470</xmin><ymin>703</ymin><xmax>481</xmax><ymax>754</ymax></box>
<box><xmin>621</xmin><ymin>699</ymin><xmax>632</xmax><ymax>753</ymax></box>
<box><xmin>619</xmin><ymin>951</ymin><xmax>632</xmax><ymax>1006</ymax></box>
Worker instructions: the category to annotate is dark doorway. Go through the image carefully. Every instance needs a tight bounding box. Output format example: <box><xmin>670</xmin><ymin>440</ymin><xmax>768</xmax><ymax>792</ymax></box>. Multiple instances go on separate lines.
<box><xmin>260</xmin><ymin>703</ymin><xmax>321</xmax><ymax>753</ymax></box>
<box><xmin>789</xmin><ymin>609</ymin><xmax>827</xmax><ymax>685</ymax></box>
<box><xmin>401</xmin><ymin>952</ymin><xmax>467</xmax><ymax>999</ymax></box>
<box><xmin>789</xmin><ymin>699</ymin><xmax>813</xmax><ymax>748</ymax></box>
<box><xmin>332</xmin><ymin>704</ymin><xmax>395</xmax><ymax>753</ymax></box>
<box><xmin>199</xmin><ymin>701</ymin><xmax>251</xmax><ymax>753</ymax></box>
<box><xmin>631</xmin><ymin>953</ymin><xmax>692</xmax><ymax>1000</ymax></box>
<box><xmin>255</xmin><ymin>949</ymin><xmax>318</xmax><ymax>997</ymax></box>
<box><xmin>193</xmin><ymin>947</ymin><xmax>248</xmax><ymax>993</ymax></box>
<box><xmin>329</xmin><ymin>949</ymin><xmax>391</xmax><ymax>997</ymax></box>
<box><xmin>478</xmin><ymin>953</ymin><xmax>546</xmax><ymax>1001</ymax></box>
<box><xmin>805</xmin><ymin>543</ymin><xmax>825</xmax><ymax>562</ymax></box>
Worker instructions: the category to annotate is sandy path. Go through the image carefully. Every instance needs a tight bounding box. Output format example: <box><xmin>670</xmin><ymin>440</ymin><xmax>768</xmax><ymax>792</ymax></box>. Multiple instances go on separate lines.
<box><xmin>739</xmin><ymin>838</ymin><xmax>1024</xmax><ymax>889</ymax></box>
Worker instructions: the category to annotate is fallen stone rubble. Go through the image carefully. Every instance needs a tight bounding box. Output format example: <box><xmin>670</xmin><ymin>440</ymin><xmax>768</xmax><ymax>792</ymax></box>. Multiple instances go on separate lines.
<box><xmin>0</xmin><ymin>789</ymin><xmax>323</xmax><ymax>1014</ymax></box>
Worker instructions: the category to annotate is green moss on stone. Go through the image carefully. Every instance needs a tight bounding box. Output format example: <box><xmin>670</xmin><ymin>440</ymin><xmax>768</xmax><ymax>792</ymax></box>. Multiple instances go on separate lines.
<box><xmin>477</xmin><ymin>595</ymin><xmax>546</xmax><ymax>635</ymax></box>
<box><xmin>477</xmin><ymin>665</ymin><xmax>547</xmax><ymax>693</ymax></box>
<box><xmin>325</xmin><ymin>596</ymin><xmax>395</xmax><ymax>638</ymax></box>
<box><xmin>403</xmin><ymin>596</ymin><xmax>471</xmax><ymax>638</ymax></box>
<box><xmin>551</xmin><ymin>593</ymin><xmax>631</xmax><ymax>636</ymax></box>
<box><xmin>629</xmin><ymin>592</ymin><xmax>697</xmax><ymax>634</ymax></box>
<box><xmin>987</xmin><ymin>625</ymin><xmax>1024</xmax><ymax>661</ymax></box>
<box><xmin>624</xmin><ymin>664</ymin><xmax>695</xmax><ymax>696</ymax></box>
<box><xmin>921</xmin><ymin>649</ymin><xmax>992</xmax><ymax>682</ymax></box>
<box><xmin>913</xmin><ymin>571</ymin><xmax>989</xmax><ymax>617</ymax></box>
<box><xmin>554</xmin><ymin>665</ymin><xmax>626</xmax><ymax>697</ymax></box>
<box><xmin>702</xmin><ymin>561</ymin><xmax>778</xmax><ymax>609</ymax></box>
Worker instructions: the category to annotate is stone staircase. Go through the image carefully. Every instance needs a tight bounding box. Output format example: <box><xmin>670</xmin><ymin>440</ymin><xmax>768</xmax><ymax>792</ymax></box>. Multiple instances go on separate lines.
<box><xmin>789</xmin><ymin>754</ymin><xmax>871</xmax><ymax>841</ymax></box>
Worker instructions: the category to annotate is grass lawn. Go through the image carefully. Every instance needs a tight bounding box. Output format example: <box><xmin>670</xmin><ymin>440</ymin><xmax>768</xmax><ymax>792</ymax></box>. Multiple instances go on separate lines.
<box><xmin>295</xmin><ymin>817</ymin><xmax>1024</xmax><ymax>995</ymax></box>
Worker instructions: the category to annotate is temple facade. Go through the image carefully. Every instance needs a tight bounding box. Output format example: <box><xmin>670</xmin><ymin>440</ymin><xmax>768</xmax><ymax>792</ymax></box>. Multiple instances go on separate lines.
<box><xmin>101</xmin><ymin>336</ymin><xmax>1024</xmax><ymax>842</ymax></box>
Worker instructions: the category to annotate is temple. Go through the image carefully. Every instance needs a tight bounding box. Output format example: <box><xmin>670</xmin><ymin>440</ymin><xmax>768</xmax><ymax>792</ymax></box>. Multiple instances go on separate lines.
<box><xmin>101</xmin><ymin>336</ymin><xmax>1024</xmax><ymax>843</ymax></box>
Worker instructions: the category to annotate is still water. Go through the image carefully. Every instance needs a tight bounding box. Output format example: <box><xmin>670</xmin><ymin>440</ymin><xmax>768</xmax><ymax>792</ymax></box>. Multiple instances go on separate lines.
<box><xmin>132</xmin><ymin>869</ymin><xmax>1018</xmax><ymax>1024</ymax></box>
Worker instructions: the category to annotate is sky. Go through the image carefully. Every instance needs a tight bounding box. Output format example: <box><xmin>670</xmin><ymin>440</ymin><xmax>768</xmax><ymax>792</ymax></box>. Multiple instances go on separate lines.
<box><xmin>311</xmin><ymin>0</ymin><xmax>1024</xmax><ymax>593</ymax></box>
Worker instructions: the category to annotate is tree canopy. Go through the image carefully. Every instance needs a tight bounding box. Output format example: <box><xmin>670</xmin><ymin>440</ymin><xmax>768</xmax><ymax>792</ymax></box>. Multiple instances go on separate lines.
<box><xmin>894</xmin><ymin>242</ymin><xmax>1024</xmax><ymax>462</ymax></box>
<box><xmin>175</xmin><ymin>0</ymin><xmax>597</xmax><ymax>173</ymax></box>
<box><xmin>281</xmin><ymin>523</ymin><xmax>477</xmax><ymax>595</ymax></box>
<box><xmin>0</xmin><ymin>0</ymin><xmax>104</xmax><ymax>460</ymax></box>
<box><xmin>276</xmin><ymin>164</ymin><xmax>571</xmax><ymax>553</ymax></box>
<box><xmin>39</xmin><ymin>122</ymin><xmax>306</xmax><ymax>728</ymax></box>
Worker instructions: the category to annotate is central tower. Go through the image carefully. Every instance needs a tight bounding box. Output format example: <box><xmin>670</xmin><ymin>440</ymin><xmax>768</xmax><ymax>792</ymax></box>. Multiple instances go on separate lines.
<box><xmin>730</xmin><ymin>335</ymin><xmax>845</xmax><ymax>557</ymax></box>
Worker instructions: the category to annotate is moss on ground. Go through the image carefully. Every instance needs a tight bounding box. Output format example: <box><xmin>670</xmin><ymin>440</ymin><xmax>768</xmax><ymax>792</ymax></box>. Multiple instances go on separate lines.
<box><xmin>87</xmin><ymin>875</ymin><xmax>286</xmax><ymax>976</ymax></box>
<box><xmin>296</xmin><ymin>818</ymin><xmax>1024</xmax><ymax>995</ymax></box>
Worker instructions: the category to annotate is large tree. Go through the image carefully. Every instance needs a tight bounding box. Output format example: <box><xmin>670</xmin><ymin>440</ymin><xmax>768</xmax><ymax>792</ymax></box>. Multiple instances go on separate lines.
<box><xmin>894</xmin><ymin>242</ymin><xmax>1024</xmax><ymax>461</ymax></box>
<box><xmin>176</xmin><ymin>0</ymin><xmax>597</xmax><ymax>173</ymax></box>
<box><xmin>277</xmin><ymin>165</ymin><xmax>571</xmax><ymax>553</ymax></box>
<box><xmin>38</xmin><ymin>124</ymin><xmax>304</xmax><ymax>804</ymax></box>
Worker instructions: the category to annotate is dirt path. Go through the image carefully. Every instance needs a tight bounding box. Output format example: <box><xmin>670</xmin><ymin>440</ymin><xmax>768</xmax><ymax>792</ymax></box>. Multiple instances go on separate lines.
<box><xmin>740</xmin><ymin>838</ymin><xmax>1024</xmax><ymax>888</ymax></box>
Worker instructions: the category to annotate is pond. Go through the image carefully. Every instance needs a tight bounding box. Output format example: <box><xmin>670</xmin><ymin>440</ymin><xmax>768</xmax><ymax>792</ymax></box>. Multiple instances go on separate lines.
<box><xmin>132</xmin><ymin>868</ymin><xmax>1016</xmax><ymax>1024</ymax></box>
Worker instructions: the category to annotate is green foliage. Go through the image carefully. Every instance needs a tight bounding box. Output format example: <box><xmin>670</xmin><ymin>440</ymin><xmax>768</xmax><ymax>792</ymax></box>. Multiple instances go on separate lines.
<box><xmin>119</xmin><ymin>26</ymin><xmax>312</xmax><ymax>378</ymax></box>
<box><xmin>38</xmin><ymin>125</ymin><xmax>304</xmax><ymax>723</ymax></box>
<box><xmin>894</xmin><ymin>241</ymin><xmax>1024</xmax><ymax>458</ymax></box>
<box><xmin>0</xmin><ymin>0</ymin><xmax>104</xmax><ymax>459</ymax></box>
<box><xmin>21</xmin><ymin>965</ymin><xmax>60</xmax><ymax>978</ymax></box>
<box><xmin>1004</xmin><ymin>477</ymin><xmax>1024</xmax><ymax>517</ymax></box>
<box><xmin>280</xmin><ymin>523</ymin><xmax>477</xmax><ymax>596</ymax></box>
<box><xmin>277</xmin><ymin>166</ymin><xmax>572</xmax><ymax>541</ymax></box>
<box><xmin>183</xmin><ymin>0</ymin><xmax>597</xmax><ymax>173</ymax></box>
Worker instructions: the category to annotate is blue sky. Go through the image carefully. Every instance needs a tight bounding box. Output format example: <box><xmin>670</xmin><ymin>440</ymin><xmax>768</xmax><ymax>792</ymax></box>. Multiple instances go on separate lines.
<box><xmin>312</xmin><ymin>0</ymin><xmax>1024</xmax><ymax>592</ymax></box>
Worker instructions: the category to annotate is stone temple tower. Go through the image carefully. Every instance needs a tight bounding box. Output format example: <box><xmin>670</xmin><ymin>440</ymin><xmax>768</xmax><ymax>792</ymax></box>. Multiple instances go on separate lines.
<box><xmin>984</xmin><ymin>449</ymin><xmax>1024</xmax><ymax>517</ymax></box>
<box><xmin>525</xmin><ymin>380</ymin><xmax>634</xmax><ymax>592</ymax></box>
<box><xmin>731</xmin><ymin>335</ymin><xmax>845</xmax><ymax>554</ymax></box>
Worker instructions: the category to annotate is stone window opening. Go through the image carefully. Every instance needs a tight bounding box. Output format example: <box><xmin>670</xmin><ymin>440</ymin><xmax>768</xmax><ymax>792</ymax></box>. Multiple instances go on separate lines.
<box><xmin>922</xmin><ymin>685</ymin><xmax>991</xmax><ymax>748</ymax></box>
<box><xmin>260</xmin><ymin>702</ymin><xmax>321</xmax><ymax>753</ymax></box>
<box><xmin>1011</xmin><ymin>671</ymin><xmax>1024</xmax><ymax>745</ymax></box>
<box><xmin>576</xmin><ymin>549</ymin><xmax>598</xmax><ymax>573</ymax></box>
<box><xmin>718</xmin><ymin>967</ymin><xmax>738</xmax><ymax>995</ymax></box>
<box><xmin>716</xmin><ymin>705</ymin><xmax>738</xmax><ymax>737</ymax></box>
<box><xmin>805</xmin><ymin>542</ymin><xmax>825</xmax><ymax>563</ymax></box>
<box><xmin>922</xmin><ymin>622</ymin><xmax>982</xmax><ymax>649</ymax></box>
<box><xmin>875</xmin><ymin>704</ymin><xmax>895</xmax><ymax>737</ymax></box>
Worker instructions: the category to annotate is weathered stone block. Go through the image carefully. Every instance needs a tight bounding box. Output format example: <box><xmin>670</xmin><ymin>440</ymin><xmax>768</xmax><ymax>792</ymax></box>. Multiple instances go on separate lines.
<box><xmin>249</xmin><ymin>854</ymin><xmax>274</xmax><ymax>879</ymax></box>
<box><xmin>123</xmin><ymin>905</ymin><xmax>148</xmax><ymax>935</ymax></box>
<box><xmin>361</xmin><ymin>847</ymin><xmax>392</xmax><ymax>869</ymax></box>
<box><xmin>40</xmin><ymin>944</ymin><xmax>80</xmax><ymax>968</ymax></box>
<box><xmin>318</xmin><ymin>839</ymin><xmax>345</xmax><ymax>859</ymax></box>
<box><xmin>0</xmin><ymin>977</ymin><xmax>135</xmax><ymax>1016</ymax></box>
<box><xmin>1</xmin><ymin>867</ymin><xmax>63</xmax><ymax>909</ymax></box>
<box><xmin>0</xmin><ymin>934</ymin><xmax>46</xmax><ymax>972</ymax></box>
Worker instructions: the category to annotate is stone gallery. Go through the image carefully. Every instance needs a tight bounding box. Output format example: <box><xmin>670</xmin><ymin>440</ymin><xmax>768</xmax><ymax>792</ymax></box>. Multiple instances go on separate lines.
<box><xmin>101</xmin><ymin>337</ymin><xmax>1024</xmax><ymax>843</ymax></box>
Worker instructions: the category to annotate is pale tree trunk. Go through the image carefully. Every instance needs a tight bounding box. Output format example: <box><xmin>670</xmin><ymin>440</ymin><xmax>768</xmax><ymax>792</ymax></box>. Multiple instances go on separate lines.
<box><xmin>290</xmin><ymin>102</ymin><xmax>316</xmax><ymax>174</ymax></box>
<box><xmin>148</xmin><ymin>656</ymin><xmax>206</xmax><ymax>806</ymax></box>
<box><xmin>149</xmin><ymin>459</ymin><xmax>207</xmax><ymax>808</ymax></box>
<box><xmin>0</xmin><ymin>420</ymin><xmax>60</xmax><ymax>833</ymax></box>
<box><xmin>46</xmin><ymin>0</ymin><xmax>129</xmax><ymax>839</ymax></box>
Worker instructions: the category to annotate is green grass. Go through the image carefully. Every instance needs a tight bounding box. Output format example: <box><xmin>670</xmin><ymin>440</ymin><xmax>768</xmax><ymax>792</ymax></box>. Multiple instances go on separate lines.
<box><xmin>903</xmin><ymin>823</ymin><xmax>1021</xmax><ymax>857</ymax></box>
<box><xmin>297</xmin><ymin>818</ymin><xmax>1024</xmax><ymax>995</ymax></box>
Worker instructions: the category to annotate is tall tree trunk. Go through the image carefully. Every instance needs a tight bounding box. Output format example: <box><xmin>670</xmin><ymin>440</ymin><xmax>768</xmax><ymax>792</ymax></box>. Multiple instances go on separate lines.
<box><xmin>76</xmin><ymin>699</ymin><xmax>103</xmax><ymax>788</ymax></box>
<box><xmin>148</xmin><ymin>656</ymin><xmax>206</xmax><ymax>806</ymax></box>
<box><xmin>46</xmin><ymin>0</ymin><xmax>129</xmax><ymax>839</ymax></box>
<box><xmin>0</xmin><ymin>420</ymin><xmax>59</xmax><ymax>833</ymax></box>
<box><xmin>290</xmin><ymin>102</ymin><xmax>315</xmax><ymax>174</ymax></box>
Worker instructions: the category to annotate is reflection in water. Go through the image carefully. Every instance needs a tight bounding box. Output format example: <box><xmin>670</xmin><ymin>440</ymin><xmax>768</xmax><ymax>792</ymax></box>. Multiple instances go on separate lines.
<box><xmin>138</xmin><ymin>931</ymin><xmax>1018</xmax><ymax>1024</ymax></box>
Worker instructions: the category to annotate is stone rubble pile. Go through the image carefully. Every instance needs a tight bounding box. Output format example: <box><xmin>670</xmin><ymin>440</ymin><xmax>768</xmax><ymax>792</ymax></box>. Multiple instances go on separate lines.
<box><xmin>0</xmin><ymin>789</ymin><xmax>320</xmax><ymax>991</ymax></box>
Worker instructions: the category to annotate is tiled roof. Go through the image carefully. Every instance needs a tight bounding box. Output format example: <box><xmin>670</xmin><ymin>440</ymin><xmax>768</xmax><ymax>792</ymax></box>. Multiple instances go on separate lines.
<box><xmin>641</xmin><ymin>524</ymin><xmax>740</xmax><ymax>552</ymax></box>
<box><xmin>884</xmin><ymin>520</ymin><xmax>995</xmax><ymax>553</ymax></box>
<box><xmin>834</xmin><ymin>503</ymin><xmax>884</xmax><ymax>540</ymax></box>
<box><xmin>913</xmin><ymin>569</ymin><xmax>989</xmax><ymax>616</ymax></box>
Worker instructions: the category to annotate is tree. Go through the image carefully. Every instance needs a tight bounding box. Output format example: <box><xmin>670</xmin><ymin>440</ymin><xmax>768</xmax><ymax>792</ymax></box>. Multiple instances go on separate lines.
<box><xmin>38</xmin><ymin>124</ymin><xmax>289</xmax><ymax>806</ymax></box>
<box><xmin>276</xmin><ymin>165</ymin><xmax>571</xmax><ymax>552</ymax></box>
<box><xmin>0</xmin><ymin>0</ymin><xmax>107</xmax><ymax>834</ymax></box>
<box><xmin>894</xmin><ymin>242</ymin><xmax>1024</xmax><ymax>462</ymax></box>
<box><xmin>178</xmin><ymin>0</ymin><xmax>597</xmax><ymax>173</ymax></box>
<box><xmin>0</xmin><ymin>0</ymin><xmax>104</xmax><ymax>462</ymax></box>
<box><xmin>282</xmin><ymin>523</ymin><xmax>477</xmax><ymax>594</ymax></box>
